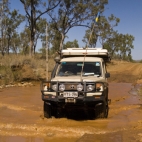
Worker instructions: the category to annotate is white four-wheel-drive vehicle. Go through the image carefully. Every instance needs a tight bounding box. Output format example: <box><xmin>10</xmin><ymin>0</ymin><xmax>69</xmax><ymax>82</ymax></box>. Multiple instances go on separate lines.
<box><xmin>41</xmin><ymin>48</ymin><xmax>111</xmax><ymax>119</ymax></box>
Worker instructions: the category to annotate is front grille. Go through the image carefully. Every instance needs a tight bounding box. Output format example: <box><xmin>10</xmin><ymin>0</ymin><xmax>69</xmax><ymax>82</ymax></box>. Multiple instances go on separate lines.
<box><xmin>65</xmin><ymin>84</ymin><xmax>77</xmax><ymax>90</ymax></box>
<box><xmin>64</xmin><ymin>83</ymin><xmax>78</xmax><ymax>91</ymax></box>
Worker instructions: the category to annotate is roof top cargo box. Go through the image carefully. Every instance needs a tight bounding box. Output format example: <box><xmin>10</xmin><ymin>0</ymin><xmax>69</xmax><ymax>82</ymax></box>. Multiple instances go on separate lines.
<box><xmin>61</xmin><ymin>48</ymin><xmax>111</xmax><ymax>62</ymax></box>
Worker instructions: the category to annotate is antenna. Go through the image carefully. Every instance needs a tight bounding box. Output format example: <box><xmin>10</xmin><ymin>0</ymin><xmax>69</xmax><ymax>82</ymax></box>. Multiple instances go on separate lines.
<box><xmin>80</xmin><ymin>12</ymin><xmax>100</xmax><ymax>81</ymax></box>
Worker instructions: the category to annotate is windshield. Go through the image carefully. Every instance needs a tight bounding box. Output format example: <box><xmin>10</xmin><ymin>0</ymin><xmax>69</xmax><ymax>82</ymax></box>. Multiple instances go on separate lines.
<box><xmin>56</xmin><ymin>62</ymin><xmax>101</xmax><ymax>76</ymax></box>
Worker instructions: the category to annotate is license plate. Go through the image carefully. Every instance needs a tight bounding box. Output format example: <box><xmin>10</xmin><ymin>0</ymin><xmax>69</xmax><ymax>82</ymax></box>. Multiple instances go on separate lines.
<box><xmin>63</xmin><ymin>92</ymin><xmax>78</xmax><ymax>98</ymax></box>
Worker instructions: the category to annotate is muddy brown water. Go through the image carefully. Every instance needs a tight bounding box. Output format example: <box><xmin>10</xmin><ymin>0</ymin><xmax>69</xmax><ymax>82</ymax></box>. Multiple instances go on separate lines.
<box><xmin>0</xmin><ymin>83</ymin><xmax>142</xmax><ymax>142</ymax></box>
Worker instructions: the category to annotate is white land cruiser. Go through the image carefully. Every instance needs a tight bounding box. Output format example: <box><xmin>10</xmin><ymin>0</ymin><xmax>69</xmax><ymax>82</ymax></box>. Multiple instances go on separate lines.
<box><xmin>41</xmin><ymin>48</ymin><xmax>110</xmax><ymax>119</ymax></box>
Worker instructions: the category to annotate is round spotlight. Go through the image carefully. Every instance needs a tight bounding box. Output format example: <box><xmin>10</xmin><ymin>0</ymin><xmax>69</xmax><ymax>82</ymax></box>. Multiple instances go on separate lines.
<box><xmin>77</xmin><ymin>84</ymin><xmax>83</xmax><ymax>91</ymax></box>
<box><xmin>52</xmin><ymin>84</ymin><xmax>57</xmax><ymax>91</ymax></box>
<box><xmin>59</xmin><ymin>84</ymin><xmax>65</xmax><ymax>91</ymax></box>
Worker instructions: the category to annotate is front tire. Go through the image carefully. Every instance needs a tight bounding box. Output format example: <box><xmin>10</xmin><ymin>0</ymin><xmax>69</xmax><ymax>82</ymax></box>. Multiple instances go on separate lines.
<box><xmin>95</xmin><ymin>102</ymin><xmax>108</xmax><ymax>118</ymax></box>
<box><xmin>44</xmin><ymin>102</ymin><xmax>51</xmax><ymax>118</ymax></box>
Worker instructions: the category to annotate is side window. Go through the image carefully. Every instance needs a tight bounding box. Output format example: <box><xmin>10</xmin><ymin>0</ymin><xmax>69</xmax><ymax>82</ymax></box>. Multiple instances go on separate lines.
<box><xmin>95</xmin><ymin>62</ymin><xmax>101</xmax><ymax>75</ymax></box>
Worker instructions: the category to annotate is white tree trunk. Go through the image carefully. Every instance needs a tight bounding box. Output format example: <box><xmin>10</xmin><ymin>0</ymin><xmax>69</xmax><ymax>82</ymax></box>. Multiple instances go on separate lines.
<box><xmin>46</xmin><ymin>23</ymin><xmax>49</xmax><ymax>81</ymax></box>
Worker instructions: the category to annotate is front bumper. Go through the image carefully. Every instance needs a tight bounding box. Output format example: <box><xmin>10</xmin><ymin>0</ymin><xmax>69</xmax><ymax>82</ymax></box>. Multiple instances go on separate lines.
<box><xmin>42</xmin><ymin>92</ymin><xmax>106</xmax><ymax>105</ymax></box>
<box><xmin>41</xmin><ymin>80</ymin><xmax>108</xmax><ymax>106</ymax></box>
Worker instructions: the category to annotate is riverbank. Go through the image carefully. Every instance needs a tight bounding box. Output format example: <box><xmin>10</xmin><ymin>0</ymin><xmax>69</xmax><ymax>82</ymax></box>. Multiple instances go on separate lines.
<box><xmin>1</xmin><ymin>56</ymin><xmax>142</xmax><ymax>86</ymax></box>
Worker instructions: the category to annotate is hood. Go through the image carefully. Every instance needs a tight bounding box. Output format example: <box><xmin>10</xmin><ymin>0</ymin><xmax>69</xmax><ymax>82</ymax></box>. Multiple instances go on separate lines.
<box><xmin>51</xmin><ymin>76</ymin><xmax>106</xmax><ymax>82</ymax></box>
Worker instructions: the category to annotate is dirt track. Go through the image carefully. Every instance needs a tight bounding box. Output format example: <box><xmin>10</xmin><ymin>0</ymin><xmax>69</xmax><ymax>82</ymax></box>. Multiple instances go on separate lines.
<box><xmin>0</xmin><ymin>83</ymin><xmax>142</xmax><ymax>142</ymax></box>
<box><xmin>107</xmin><ymin>61</ymin><xmax>142</xmax><ymax>83</ymax></box>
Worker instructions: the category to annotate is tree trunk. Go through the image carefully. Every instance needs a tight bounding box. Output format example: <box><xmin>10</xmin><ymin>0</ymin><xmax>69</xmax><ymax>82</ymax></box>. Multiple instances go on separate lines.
<box><xmin>46</xmin><ymin>23</ymin><xmax>49</xmax><ymax>81</ymax></box>
<box><xmin>29</xmin><ymin>0</ymin><xmax>35</xmax><ymax>57</ymax></box>
<box><xmin>29</xmin><ymin>40</ymin><xmax>33</xmax><ymax>57</ymax></box>
<box><xmin>59</xmin><ymin>33</ymin><xmax>65</xmax><ymax>50</ymax></box>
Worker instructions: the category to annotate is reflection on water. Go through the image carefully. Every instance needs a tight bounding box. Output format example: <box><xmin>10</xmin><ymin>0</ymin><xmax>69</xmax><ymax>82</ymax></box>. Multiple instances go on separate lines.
<box><xmin>129</xmin><ymin>84</ymin><xmax>142</xmax><ymax>96</ymax></box>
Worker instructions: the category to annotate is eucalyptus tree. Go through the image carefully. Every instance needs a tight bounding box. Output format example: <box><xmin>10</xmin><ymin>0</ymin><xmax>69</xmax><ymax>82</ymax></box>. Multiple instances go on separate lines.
<box><xmin>103</xmin><ymin>33</ymin><xmax>134</xmax><ymax>61</ymax></box>
<box><xmin>20</xmin><ymin>0</ymin><xmax>61</xmax><ymax>57</ymax></box>
<box><xmin>33</xmin><ymin>18</ymin><xmax>47</xmax><ymax>54</ymax></box>
<box><xmin>20</xmin><ymin>27</ymin><xmax>30</xmax><ymax>55</ymax></box>
<box><xmin>40</xmin><ymin>22</ymin><xmax>62</xmax><ymax>55</ymax></box>
<box><xmin>98</xmin><ymin>15</ymin><xmax>134</xmax><ymax>60</ymax></box>
<box><xmin>11</xmin><ymin>32</ymin><xmax>21</xmax><ymax>54</ymax></box>
<box><xmin>19</xmin><ymin>18</ymin><xmax>47</xmax><ymax>55</ymax></box>
<box><xmin>6</xmin><ymin>9</ymin><xmax>24</xmax><ymax>54</ymax></box>
<box><xmin>83</xmin><ymin>14</ymin><xmax>120</xmax><ymax>48</ymax></box>
<box><xmin>48</xmin><ymin>0</ymin><xmax>108</xmax><ymax>51</ymax></box>
<box><xmin>83</xmin><ymin>13</ymin><xmax>134</xmax><ymax>61</ymax></box>
<box><xmin>0</xmin><ymin>0</ymin><xmax>9</xmax><ymax>55</ymax></box>
<box><xmin>98</xmin><ymin>14</ymin><xmax>120</xmax><ymax>46</ymax></box>
<box><xmin>0</xmin><ymin>0</ymin><xmax>24</xmax><ymax>55</ymax></box>
<box><xmin>117</xmin><ymin>34</ymin><xmax>134</xmax><ymax>61</ymax></box>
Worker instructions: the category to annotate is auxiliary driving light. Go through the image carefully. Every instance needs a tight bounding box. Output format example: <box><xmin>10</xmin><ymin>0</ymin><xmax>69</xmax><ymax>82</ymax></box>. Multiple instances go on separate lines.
<box><xmin>59</xmin><ymin>84</ymin><xmax>65</xmax><ymax>91</ymax></box>
<box><xmin>52</xmin><ymin>84</ymin><xmax>57</xmax><ymax>91</ymax></box>
<box><xmin>77</xmin><ymin>84</ymin><xmax>83</xmax><ymax>91</ymax></box>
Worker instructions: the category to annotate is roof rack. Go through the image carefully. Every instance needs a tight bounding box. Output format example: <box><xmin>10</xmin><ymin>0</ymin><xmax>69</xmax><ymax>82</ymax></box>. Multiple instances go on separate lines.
<box><xmin>60</xmin><ymin>48</ymin><xmax>111</xmax><ymax>62</ymax></box>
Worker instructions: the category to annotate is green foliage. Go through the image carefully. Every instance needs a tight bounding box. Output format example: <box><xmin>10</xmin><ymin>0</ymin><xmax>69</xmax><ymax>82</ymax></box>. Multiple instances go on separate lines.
<box><xmin>0</xmin><ymin>0</ymin><xmax>135</xmax><ymax>62</ymax></box>
<box><xmin>63</xmin><ymin>40</ymin><xmax>79</xmax><ymax>49</ymax></box>
<box><xmin>83</xmin><ymin>13</ymin><xmax>134</xmax><ymax>61</ymax></box>
<box><xmin>38</xmin><ymin>47</ymin><xmax>46</xmax><ymax>59</ymax></box>
<box><xmin>48</xmin><ymin>0</ymin><xmax>108</xmax><ymax>50</ymax></box>
<box><xmin>103</xmin><ymin>33</ymin><xmax>134</xmax><ymax>61</ymax></box>
<box><xmin>20</xmin><ymin>0</ymin><xmax>61</xmax><ymax>56</ymax></box>
<box><xmin>83</xmin><ymin>23</ymin><xmax>98</xmax><ymax>47</ymax></box>
<box><xmin>20</xmin><ymin>28</ymin><xmax>30</xmax><ymax>55</ymax></box>
<box><xmin>0</xmin><ymin>0</ymin><xmax>24</xmax><ymax>55</ymax></box>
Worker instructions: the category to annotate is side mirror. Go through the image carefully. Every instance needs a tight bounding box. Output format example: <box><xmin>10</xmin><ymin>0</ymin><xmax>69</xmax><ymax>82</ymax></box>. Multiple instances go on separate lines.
<box><xmin>54</xmin><ymin>56</ymin><xmax>60</xmax><ymax>63</ymax></box>
<box><xmin>105</xmin><ymin>72</ymin><xmax>110</xmax><ymax>78</ymax></box>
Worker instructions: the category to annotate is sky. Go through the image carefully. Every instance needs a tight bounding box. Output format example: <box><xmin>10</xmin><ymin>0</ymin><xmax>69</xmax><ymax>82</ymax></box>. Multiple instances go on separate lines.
<box><xmin>10</xmin><ymin>0</ymin><xmax>142</xmax><ymax>60</ymax></box>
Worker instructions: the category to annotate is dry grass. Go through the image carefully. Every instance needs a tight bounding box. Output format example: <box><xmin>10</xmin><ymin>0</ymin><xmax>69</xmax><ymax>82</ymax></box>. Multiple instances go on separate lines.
<box><xmin>1</xmin><ymin>56</ymin><xmax>142</xmax><ymax>86</ymax></box>
<box><xmin>107</xmin><ymin>60</ymin><xmax>142</xmax><ymax>83</ymax></box>
<box><xmin>0</xmin><ymin>54</ymin><xmax>55</xmax><ymax>85</ymax></box>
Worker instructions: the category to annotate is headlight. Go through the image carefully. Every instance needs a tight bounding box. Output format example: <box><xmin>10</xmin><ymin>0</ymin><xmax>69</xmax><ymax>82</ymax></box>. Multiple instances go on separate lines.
<box><xmin>96</xmin><ymin>83</ymin><xmax>103</xmax><ymax>91</ymax></box>
<box><xmin>59</xmin><ymin>84</ymin><xmax>65</xmax><ymax>91</ymax></box>
<box><xmin>87</xmin><ymin>85</ymin><xmax>94</xmax><ymax>91</ymax></box>
<box><xmin>52</xmin><ymin>84</ymin><xmax>57</xmax><ymax>91</ymax></box>
<box><xmin>77</xmin><ymin>84</ymin><xmax>83</xmax><ymax>91</ymax></box>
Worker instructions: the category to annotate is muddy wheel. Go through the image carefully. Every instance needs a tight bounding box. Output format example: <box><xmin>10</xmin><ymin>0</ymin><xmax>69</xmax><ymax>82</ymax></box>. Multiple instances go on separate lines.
<box><xmin>43</xmin><ymin>102</ymin><xmax>51</xmax><ymax>118</ymax></box>
<box><xmin>54</xmin><ymin>109</ymin><xmax>61</xmax><ymax>118</ymax></box>
<box><xmin>95</xmin><ymin>103</ymin><xmax>108</xmax><ymax>118</ymax></box>
<box><xmin>85</xmin><ymin>108</ymin><xmax>95</xmax><ymax>120</ymax></box>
